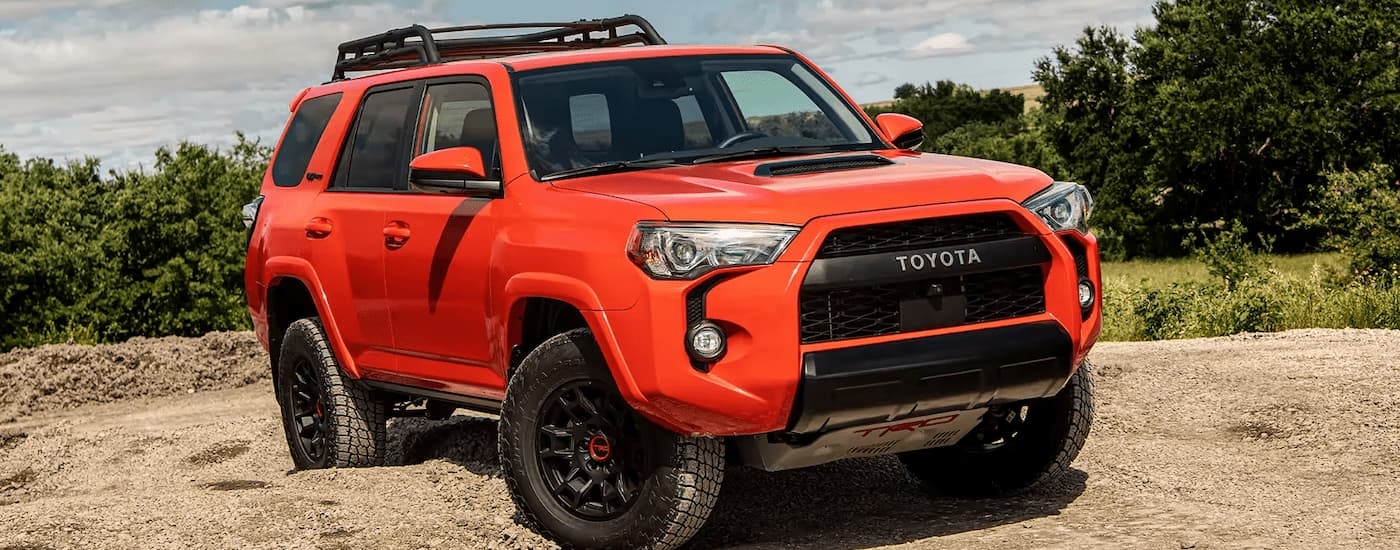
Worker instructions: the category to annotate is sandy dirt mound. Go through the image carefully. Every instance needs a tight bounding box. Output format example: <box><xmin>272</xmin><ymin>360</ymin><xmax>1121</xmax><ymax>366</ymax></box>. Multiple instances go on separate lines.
<box><xmin>0</xmin><ymin>332</ymin><xmax>266</xmax><ymax>423</ymax></box>
<box><xmin>1</xmin><ymin>329</ymin><xmax>1398</xmax><ymax>548</ymax></box>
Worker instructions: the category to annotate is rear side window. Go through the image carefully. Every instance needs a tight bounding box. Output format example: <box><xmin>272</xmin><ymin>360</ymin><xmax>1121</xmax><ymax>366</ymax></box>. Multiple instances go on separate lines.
<box><xmin>673</xmin><ymin>95</ymin><xmax>713</xmax><ymax>148</ymax></box>
<box><xmin>335</xmin><ymin>86</ymin><xmax>417</xmax><ymax>190</ymax></box>
<box><xmin>569</xmin><ymin>93</ymin><xmax>611</xmax><ymax>152</ymax></box>
<box><xmin>271</xmin><ymin>93</ymin><xmax>342</xmax><ymax>187</ymax></box>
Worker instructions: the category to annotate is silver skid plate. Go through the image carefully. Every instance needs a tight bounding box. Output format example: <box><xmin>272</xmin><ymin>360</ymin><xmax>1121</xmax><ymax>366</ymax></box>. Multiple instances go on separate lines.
<box><xmin>736</xmin><ymin>408</ymin><xmax>988</xmax><ymax>472</ymax></box>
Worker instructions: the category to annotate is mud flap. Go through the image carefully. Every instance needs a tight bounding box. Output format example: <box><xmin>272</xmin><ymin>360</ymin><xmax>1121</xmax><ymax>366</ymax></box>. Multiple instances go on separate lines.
<box><xmin>734</xmin><ymin>408</ymin><xmax>988</xmax><ymax>472</ymax></box>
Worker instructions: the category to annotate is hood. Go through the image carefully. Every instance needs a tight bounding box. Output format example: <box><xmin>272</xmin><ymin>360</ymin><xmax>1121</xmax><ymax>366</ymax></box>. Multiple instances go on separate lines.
<box><xmin>550</xmin><ymin>151</ymin><xmax>1055</xmax><ymax>226</ymax></box>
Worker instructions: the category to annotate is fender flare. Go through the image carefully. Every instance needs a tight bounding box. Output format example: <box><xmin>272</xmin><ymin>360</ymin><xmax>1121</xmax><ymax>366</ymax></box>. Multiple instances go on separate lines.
<box><xmin>500</xmin><ymin>272</ymin><xmax>647</xmax><ymax>409</ymax></box>
<box><xmin>262</xmin><ymin>256</ymin><xmax>362</xmax><ymax>378</ymax></box>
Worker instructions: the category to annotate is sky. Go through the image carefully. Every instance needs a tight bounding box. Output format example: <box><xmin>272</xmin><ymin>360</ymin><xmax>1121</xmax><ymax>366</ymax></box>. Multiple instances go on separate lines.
<box><xmin>0</xmin><ymin>0</ymin><xmax>1155</xmax><ymax>169</ymax></box>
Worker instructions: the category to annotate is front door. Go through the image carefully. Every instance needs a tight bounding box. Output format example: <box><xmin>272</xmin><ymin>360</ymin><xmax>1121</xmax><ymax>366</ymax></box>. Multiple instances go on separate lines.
<box><xmin>379</xmin><ymin>79</ymin><xmax>504</xmax><ymax>397</ymax></box>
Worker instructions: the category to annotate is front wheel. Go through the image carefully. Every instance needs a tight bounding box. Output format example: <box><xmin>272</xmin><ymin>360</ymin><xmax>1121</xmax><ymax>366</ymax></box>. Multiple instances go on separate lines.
<box><xmin>899</xmin><ymin>361</ymin><xmax>1095</xmax><ymax>497</ymax></box>
<box><xmin>499</xmin><ymin>328</ymin><xmax>723</xmax><ymax>549</ymax></box>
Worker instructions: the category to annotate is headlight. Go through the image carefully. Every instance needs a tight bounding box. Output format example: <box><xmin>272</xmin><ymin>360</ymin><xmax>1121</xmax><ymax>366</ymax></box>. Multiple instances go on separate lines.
<box><xmin>1022</xmin><ymin>181</ymin><xmax>1093</xmax><ymax>233</ymax></box>
<box><xmin>627</xmin><ymin>222</ymin><xmax>799</xmax><ymax>280</ymax></box>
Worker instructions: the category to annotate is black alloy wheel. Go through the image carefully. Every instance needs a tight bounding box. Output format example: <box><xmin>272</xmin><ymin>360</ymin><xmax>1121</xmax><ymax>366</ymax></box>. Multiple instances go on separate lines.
<box><xmin>288</xmin><ymin>358</ymin><xmax>330</xmax><ymax>464</ymax></box>
<box><xmin>535</xmin><ymin>380</ymin><xmax>644</xmax><ymax>520</ymax></box>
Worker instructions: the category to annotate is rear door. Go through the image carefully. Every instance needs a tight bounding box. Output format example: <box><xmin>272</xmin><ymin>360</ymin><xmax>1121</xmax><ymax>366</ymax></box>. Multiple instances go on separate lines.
<box><xmin>375</xmin><ymin>77</ymin><xmax>505</xmax><ymax>397</ymax></box>
<box><xmin>307</xmin><ymin>82</ymin><xmax>420</xmax><ymax>370</ymax></box>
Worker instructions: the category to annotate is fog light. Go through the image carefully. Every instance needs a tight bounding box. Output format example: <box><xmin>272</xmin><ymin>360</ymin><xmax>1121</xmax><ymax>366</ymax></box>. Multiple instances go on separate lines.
<box><xmin>1078</xmin><ymin>280</ymin><xmax>1095</xmax><ymax>309</ymax></box>
<box><xmin>686</xmin><ymin>321</ymin><xmax>727</xmax><ymax>362</ymax></box>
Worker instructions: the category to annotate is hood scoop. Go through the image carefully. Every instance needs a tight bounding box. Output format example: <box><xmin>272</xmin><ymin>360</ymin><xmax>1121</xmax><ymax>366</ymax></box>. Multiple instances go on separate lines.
<box><xmin>755</xmin><ymin>154</ymin><xmax>895</xmax><ymax>177</ymax></box>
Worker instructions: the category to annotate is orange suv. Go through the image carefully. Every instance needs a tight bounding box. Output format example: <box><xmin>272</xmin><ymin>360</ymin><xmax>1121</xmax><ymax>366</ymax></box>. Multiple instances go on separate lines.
<box><xmin>242</xmin><ymin>15</ymin><xmax>1100</xmax><ymax>550</ymax></box>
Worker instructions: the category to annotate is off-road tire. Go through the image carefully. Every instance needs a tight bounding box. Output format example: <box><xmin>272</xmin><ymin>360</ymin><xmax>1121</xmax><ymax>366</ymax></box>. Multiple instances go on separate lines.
<box><xmin>899</xmin><ymin>361</ymin><xmax>1095</xmax><ymax>497</ymax></box>
<box><xmin>276</xmin><ymin>317</ymin><xmax>387</xmax><ymax>470</ymax></box>
<box><xmin>499</xmin><ymin>328</ymin><xmax>724</xmax><ymax>549</ymax></box>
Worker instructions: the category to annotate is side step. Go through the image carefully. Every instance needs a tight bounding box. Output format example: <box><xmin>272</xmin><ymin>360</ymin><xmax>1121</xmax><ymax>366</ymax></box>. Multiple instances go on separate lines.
<box><xmin>362</xmin><ymin>380</ymin><xmax>503</xmax><ymax>416</ymax></box>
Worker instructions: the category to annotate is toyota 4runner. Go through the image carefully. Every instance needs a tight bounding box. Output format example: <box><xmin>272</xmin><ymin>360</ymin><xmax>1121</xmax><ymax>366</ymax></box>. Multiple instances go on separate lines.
<box><xmin>242</xmin><ymin>15</ymin><xmax>1100</xmax><ymax>550</ymax></box>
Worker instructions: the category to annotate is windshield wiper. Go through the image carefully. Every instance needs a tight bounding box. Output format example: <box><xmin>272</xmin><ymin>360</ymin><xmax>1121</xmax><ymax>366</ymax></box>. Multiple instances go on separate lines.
<box><xmin>689</xmin><ymin>145</ymin><xmax>848</xmax><ymax>165</ymax></box>
<box><xmin>540</xmin><ymin>158</ymin><xmax>680</xmax><ymax>181</ymax></box>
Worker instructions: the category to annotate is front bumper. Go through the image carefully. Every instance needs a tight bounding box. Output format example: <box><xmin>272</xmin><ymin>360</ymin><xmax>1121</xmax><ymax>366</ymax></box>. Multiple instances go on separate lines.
<box><xmin>594</xmin><ymin>200</ymin><xmax>1100</xmax><ymax>436</ymax></box>
<box><xmin>790</xmin><ymin>321</ymin><xmax>1073</xmax><ymax>434</ymax></box>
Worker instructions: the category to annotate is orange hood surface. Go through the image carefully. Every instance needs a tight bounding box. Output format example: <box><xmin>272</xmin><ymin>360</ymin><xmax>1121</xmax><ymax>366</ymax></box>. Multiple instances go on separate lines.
<box><xmin>549</xmin><ymin>152</ymin><xmax>1055</xmax><ymax>226</ymax></box>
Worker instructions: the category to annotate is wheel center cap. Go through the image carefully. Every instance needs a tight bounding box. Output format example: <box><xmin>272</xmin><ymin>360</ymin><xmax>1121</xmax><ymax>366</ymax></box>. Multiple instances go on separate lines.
<box><xmin>587</xmin><ymin>434</ymin><xmax>612</xmax><ymax>461</ymax></box>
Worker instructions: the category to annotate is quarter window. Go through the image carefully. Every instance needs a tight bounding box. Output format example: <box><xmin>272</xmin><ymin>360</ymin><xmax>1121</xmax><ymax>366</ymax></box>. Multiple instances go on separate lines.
<box><xmin>271</xmin><ymin>93</ymin><xmax>342</xmax><ymax>187</ymax></box>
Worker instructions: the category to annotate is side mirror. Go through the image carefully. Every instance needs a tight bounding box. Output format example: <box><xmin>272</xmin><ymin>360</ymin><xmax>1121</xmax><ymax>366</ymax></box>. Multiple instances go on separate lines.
<box><xmin>875</xmin><ymin>113</ymin><xmax>925</xmax><ymax>151</ymax></box>
<box><xmin>408</xmin><ymin>146</ymin><xmax>501</xmax><ymax>196</ymax></box>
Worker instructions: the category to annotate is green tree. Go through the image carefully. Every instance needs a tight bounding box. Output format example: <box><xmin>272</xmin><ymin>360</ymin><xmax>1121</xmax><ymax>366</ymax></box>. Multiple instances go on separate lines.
<box><xmin>0</xmin><ymin>136</ymin><xmax>269</xmax><ymax>349</ymax></box>
<box><xmin>866</xmin><ymin>80</ymin><xmax>1026</xmax><ymax>150</ymax></box>
<box><xmin>1134</xmin><ymin>0</ymin><xmax>1399</xmax><ymax>254</ymax></box>
<box><xmin>934</xmin><ymin>108</ymin><xmax>1068</xmax><ymax>179</ymax></box>
<box><xmin>1034</xmin><ymin>26</ymin><xmax>1152</xmax><ymax>259</ymax></box>
<box><xmin>1036</xmin><ymin>0</ymin><xmax>1400</xmax><ymax>258</ymax></box>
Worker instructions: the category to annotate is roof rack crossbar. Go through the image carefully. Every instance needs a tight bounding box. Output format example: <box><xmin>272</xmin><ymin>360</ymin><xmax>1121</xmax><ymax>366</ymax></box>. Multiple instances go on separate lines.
<box><xmin>331</xmin><ymin>14</ymin><xmax>665</xmax><ymax>81</ymax></box>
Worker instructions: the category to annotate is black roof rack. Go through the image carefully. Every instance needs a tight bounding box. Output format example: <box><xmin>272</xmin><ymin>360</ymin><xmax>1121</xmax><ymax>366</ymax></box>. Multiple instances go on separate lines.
<box><xmin>332</xmin><ymin>14</ymin><xmax>667</xmax><ymax>81</ymax></box>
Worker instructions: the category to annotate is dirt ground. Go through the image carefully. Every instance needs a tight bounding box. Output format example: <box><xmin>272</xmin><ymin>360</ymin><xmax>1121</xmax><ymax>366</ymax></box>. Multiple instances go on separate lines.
<box><xmin>1</xmin><ymin>329</ymin><xmax>1398</xmax><ymax>549</ymax></box>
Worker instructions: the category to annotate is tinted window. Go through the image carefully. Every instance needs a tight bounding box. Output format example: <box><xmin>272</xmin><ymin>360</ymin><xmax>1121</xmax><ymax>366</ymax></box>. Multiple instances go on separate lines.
<box><xmin>336</xmin><ymin>86</ymin><xmax>416</xmax><ymax>189</ymax></box>
<box><xmin>514</xmin><ymin>55</ymin><xmax>878</xmax><ymax>179</ymax></box>
<box><xmin>271</xmin><ymin>93</ymin><xmax>341</xmax><ymax>187</ymax></box>
<box><xmin>721</xmin><ymin>70</ymin><xmax>841</xmax><ymax>141</ymax></box>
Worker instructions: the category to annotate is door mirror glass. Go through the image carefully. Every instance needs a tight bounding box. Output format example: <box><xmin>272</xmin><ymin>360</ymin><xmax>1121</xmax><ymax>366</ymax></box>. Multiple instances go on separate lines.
<box><xmin>408</xmin><ymin>146</ymin><xmax>501</xmax><ymax>196</ymax></box>
<box><xmin>875</xmin><ymin>113</ymin><xmax>925</xmax><ymax>151</ymax></box>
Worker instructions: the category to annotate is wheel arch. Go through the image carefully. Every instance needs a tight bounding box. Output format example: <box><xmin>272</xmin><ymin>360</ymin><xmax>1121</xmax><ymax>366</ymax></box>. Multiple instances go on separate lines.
<box><xmin>261</xmin><ymin>256</ymin><xmax>361</xmax><ymax>381</ymax></box>
<box><xmin>501</xmin><ymin>273</ymin><xmax>647</xmax><ymax>414</ymax></box>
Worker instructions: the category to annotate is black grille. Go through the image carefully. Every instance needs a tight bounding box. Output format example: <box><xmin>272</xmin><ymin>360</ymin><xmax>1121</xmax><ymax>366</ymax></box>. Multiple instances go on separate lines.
<box><xmin>1062</xmin><ymin>236</ymin><xmax>1089</xmax><ymax>280</ymax></box>
<box><xmin>799</xmin><ymin>266</ymin><xmax>1045</xmax><ymax>344</ymax></box>
<box><xmin>816</xmin><ymin>213</ymin><xmax>1026</xmax><ymax>259</ymax></box>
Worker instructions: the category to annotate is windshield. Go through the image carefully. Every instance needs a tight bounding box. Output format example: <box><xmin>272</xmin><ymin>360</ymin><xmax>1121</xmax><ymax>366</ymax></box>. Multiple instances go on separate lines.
<box><xmin>513</xmin><ymin>54</ymin><xmax>882</xmax><ymax>179</ymax></box>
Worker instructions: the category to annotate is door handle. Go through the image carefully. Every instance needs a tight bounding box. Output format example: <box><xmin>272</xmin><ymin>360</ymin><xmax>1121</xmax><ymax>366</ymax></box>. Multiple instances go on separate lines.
<box><xmin>383</xmin><ymin>222</ymin><xmax>411</xmax><ymax>248</ymax></box>
<box><xmin>305</xmin><ymin>217</ymin><xmax>333</xmax><ymax>238</ymax></box>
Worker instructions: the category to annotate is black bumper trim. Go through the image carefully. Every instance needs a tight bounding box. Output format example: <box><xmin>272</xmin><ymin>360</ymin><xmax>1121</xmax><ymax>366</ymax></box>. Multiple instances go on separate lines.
<box><xmin>789</xmin><ymin>321</ymin><xmax>1073</xmax><ymax>434</ymax></box>
<box><xmin>802</xmin><ymin>236</ymin><xmax>1050</xmax><ymax>290</ymax></box>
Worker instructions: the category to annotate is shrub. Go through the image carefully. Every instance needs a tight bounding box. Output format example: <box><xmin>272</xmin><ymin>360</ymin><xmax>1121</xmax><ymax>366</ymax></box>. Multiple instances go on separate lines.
<box><xmin>0</xmin><ymin>136</ymin><xmax>268</xmax><ymax>350</ymax></box>
<box><xmin>1314</xmin><ymin>164</ymin><xmax>1400</xmax><ymax>283</ymax></box>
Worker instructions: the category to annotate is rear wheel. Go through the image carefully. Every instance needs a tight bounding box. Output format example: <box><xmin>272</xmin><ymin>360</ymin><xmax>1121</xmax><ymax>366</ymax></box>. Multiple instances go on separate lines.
<box><xmin>899</xmin><ymin>361</ymin><xmax>1094</xmax><ymax>497</ymax></box>
<box><xmin>499</xmin><ymin>328</ymin><xmax>723</xmax><ymax>549</ymax></box>
<box><xmin>276</xmin><ymin>317</ymin><xmax>386</xmax><ymax>470</ymax></box>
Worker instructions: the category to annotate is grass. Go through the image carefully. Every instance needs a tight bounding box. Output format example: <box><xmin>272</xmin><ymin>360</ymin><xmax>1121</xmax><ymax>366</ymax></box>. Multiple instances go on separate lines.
<box><xmin>1103</xmin><ymin>252</ymin><xmax>1342</xmax><ymax>286</ymax></box>
<box><xmin>1100</xmin><ymin>253</ymin><xmax>1400</xmax><ymax>341</ymax></box>
<box><xmin>1001</xmin><ymin>84</ymin><xmax>1046</xmax><ymax>112</ymax></box>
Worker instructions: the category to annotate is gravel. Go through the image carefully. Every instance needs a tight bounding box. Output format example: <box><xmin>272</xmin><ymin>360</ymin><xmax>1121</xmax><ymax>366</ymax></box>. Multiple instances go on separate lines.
<box><xmin>0</xmin><ymin>332</ymin><xmax>266</xmax><ymax>423</ymax></box>
<box><xmin>2</xmin><ymin>328</ymin><xmax>1398</xmax><ymax>548</ymax></box>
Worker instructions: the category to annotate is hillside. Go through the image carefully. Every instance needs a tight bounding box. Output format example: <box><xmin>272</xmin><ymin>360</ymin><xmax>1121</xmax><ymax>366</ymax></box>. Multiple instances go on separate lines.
<box><xmin>862</xmin><ymin>84</ymin><xmax>1045</xmax><ymax>112</ymax></box>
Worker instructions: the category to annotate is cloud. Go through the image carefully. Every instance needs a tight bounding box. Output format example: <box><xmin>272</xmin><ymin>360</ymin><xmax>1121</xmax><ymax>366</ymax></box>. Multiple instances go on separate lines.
<box><xmin>853</xmin><ymin>71</ymin><xmax>889</xmax><ymax>86</ymax></box>
<box><xmin>705</xmin><ymin>0</ymin><xmax>1152</xmax><ymax>64</ymax></box>
<box><xmin>0</xmin><ymin>2</ymin><xmax>430</xmax><ymax>167</ymax></box>
<box><xmin>907</xmin><ymin>33</ymin><xmax>972</xmax><ymax>58</ymax></box>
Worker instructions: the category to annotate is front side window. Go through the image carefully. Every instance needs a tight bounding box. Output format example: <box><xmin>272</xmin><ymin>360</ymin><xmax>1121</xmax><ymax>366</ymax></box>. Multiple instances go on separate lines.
<box><xmin>416</xmin><ymin>81</ymin><xmax>498</xmax><ymax>178</ymax></box>
<box><xmin>514</xmin><ymin>54</ymin><xmax>880</xmax><ymax>179</ymax></box>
